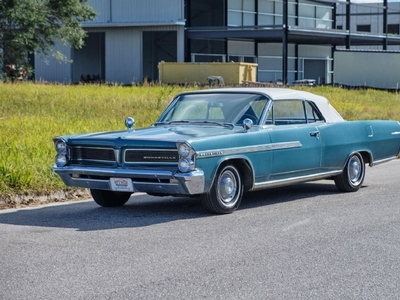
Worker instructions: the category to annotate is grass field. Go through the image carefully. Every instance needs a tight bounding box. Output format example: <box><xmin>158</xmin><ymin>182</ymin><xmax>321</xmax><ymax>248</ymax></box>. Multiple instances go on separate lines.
<box><xmin>1</xmin><ymin>83</ymin><xmax>400</xmax><ymax>204</ymax></box>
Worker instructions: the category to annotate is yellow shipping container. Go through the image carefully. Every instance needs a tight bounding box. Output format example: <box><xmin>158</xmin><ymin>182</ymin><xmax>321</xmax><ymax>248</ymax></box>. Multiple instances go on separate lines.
<box><xmin>158</xmin><ymin>62</ymin><xmax>258</xmax><ymax>85</ymax></box>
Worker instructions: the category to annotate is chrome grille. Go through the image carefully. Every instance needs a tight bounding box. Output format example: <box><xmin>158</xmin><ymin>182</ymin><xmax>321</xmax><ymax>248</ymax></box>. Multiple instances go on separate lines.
<box><xmin>71</xmin><ymin>147</ymin><xmax>115</xmax><ymax>162</ymax></box>
<box><xmin>125</xmin><ymin>149</ymin><xmax>178</xmax><ymax>163</ymax></box>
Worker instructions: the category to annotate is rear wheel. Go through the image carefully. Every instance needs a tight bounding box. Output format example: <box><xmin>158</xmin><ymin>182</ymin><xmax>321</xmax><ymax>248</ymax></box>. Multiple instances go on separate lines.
<box><xmin>201</xmin><ymin>164</ymin><xmax>243</xmax><ymax>214</ymax></box>
<box><xmin>334</xmin><ymin>153</ymin><xmax>365</xmax><ymax>192</ymax></box>
<box><xmin>90</xmin><ymin>189</ymin><xmax>131</xmax><ymax>207</ymax></box>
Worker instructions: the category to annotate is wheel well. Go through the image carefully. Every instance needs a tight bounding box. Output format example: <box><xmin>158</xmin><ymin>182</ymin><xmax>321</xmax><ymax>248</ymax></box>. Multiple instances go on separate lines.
<box><xmin>359</xmin><ymin>151</ymin><xmax>372</xmax><ymax>166</ymax></box>
<box><xmin>218</xmin><ymin>159</ymin><xmax>254</xmax><ymax>192</ymax></box>
<box><xmin>344</xmin><ymin>151</ymin><xmax>372</xmax><ymax>168</ymax></box>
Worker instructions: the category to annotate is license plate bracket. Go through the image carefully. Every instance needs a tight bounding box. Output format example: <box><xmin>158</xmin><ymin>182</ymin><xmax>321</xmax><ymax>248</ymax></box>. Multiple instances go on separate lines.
<box><xmin>109</xmin><ymin>178</ymin><xmax>135</xmax><ymax>192</ymax></box>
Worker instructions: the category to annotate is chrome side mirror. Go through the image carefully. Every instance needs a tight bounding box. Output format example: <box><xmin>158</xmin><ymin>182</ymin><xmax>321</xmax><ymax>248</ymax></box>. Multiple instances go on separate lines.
<box><xmin>242</xmin><ymin>118</ymin><xmax>253</xmax><ymax>132</ymax></box>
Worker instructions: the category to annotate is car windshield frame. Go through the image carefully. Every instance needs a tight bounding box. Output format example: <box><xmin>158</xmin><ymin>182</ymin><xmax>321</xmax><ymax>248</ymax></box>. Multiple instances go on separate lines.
<box><xmin>155</xmin><ymin>92</ymin><xmax>271</xmax><ymax>126</ymax></box>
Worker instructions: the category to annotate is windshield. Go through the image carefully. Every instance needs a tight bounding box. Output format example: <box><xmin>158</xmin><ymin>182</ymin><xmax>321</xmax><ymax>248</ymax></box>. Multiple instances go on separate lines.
<box><xmin>157</xmin><ymin>93</ymin><xmax>269</xmax><ymax>125</ymax></box>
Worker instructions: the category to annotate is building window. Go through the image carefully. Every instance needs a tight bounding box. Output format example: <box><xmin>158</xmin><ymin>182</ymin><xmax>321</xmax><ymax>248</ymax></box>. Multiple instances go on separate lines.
<box><xmin>228</xmin><ymin>0</ymin><xmax>256</xmax><ymax>27</ymax></box>
<box><xmin>357</xmin><ymin>25</ymin><xmax>370</xmax><ymax>33</ymax></box>
<box><xmin>388</xmin><ymin>24</ymin><xmax>399</xmax><ymax>35</ymax></box>
<box><xmin>188</xmin><ymin>0</ymin><xmax>225</xmax><ymax>27</ymax></box>
<box><xmin>336</xmin><ymin>25</ymin><xmax>343</xmax><ymax>30</ymax></box>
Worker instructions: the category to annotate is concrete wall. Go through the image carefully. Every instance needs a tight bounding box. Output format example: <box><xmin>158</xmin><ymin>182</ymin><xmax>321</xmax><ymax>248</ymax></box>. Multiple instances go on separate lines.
<box><xmin>334</xmin><ymin>51</ymin><xmax>400</xmax><ymax>89</ymax></box>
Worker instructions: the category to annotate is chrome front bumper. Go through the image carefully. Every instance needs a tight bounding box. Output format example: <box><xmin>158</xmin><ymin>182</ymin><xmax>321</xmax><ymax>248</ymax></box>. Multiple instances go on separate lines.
<box><xmin>52</xmin><ymin>166</ymin><xmax>205</xmax><ymax>195</ymax></box>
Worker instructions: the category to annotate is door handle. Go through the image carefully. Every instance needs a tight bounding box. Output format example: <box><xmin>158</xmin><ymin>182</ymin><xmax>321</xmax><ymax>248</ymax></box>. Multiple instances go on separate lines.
<box><xmin>310</xmin><ymin>131</ymin><xmax>320</xmax><ymax>139</ymax></box>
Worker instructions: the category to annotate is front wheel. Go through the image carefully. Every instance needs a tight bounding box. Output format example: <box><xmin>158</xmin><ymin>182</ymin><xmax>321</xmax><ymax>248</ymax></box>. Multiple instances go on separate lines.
<box><xmin>201</xmin><ymin>164</ymin><xmax>243</xmax><ymax>214</ymax></box>
<box><xmin>334</xmin><ymin>153</ymin><xmax>365</xmax><ymax>192</ymax></box>
<box><xmin>90</xmin><ymin>189</ymin><xmax>132</xmax><ymax>207</ymax></box>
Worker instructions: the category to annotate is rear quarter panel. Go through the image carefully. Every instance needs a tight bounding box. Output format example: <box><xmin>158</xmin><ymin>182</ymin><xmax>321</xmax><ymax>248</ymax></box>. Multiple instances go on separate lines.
<box><xmin>318</xmin><ymin>120</ymin><xmax>400</xmax><ymax>169</ymax></box>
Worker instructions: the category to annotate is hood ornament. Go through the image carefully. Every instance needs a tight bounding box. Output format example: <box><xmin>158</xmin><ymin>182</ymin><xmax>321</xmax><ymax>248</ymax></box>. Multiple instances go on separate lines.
<box><xmin>125</xmin><ymin>117</ymin><xmax>135</xmax><ymax>131</ymax></box>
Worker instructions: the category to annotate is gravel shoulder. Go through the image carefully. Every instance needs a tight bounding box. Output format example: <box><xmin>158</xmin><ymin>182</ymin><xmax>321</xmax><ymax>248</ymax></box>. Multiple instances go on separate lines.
<box><xmin>0</xmin><ymin>189</ymin><xmax>91</xmax><ymax>210</ymax></box>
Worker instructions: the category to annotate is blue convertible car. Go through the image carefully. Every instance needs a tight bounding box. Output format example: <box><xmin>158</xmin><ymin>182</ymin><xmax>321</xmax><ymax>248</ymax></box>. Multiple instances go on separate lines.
<box><xmin>52</xmin><ymin>88</ymin><xmax>400</xmax><ymax>214</ymax></box>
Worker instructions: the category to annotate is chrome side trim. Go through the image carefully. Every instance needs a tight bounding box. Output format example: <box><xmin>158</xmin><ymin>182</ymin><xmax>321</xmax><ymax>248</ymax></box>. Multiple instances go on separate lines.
<box><xmin>391</xmin><ymin>132</ymin><xmax>400</xmax><ymax>135</ymax></box>
<box><xmin>196</xmin><ymin>141</ymin><xmax>302</xmax><ymax>159</ymax></box>
<box><xmin>252</xmin><ymin>170</ymin><xmax>342</xmax><ymax>190</ymax></box>
<box><xmin>372</xmin><ymin>155</ymin><xmax>399</xmax><ymax>166</ymax></box>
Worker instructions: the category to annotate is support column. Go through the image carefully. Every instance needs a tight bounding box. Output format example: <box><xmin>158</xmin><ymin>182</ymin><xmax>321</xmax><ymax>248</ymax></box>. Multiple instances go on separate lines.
<box><xmin>346</xmin><ymin>0</ymin><xmax>351</xmax><ymax>49</ymax></box>
<box><xmin>383</xmin><ymin>0</ymin><xmax>388</xmax><ymax>50</ymax></box>
<box><xmin>282</xmin><ymin>0</ymin><xmax>288</xmax><ymax>85</ymax></box>
<box><xmin>177</xmin><ymin>26</ymin><xmax>185</xmax><ymax>62</ymax></box>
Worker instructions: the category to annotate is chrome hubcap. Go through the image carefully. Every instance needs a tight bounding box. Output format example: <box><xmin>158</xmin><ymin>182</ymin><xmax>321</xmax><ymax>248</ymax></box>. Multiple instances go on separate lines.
<box><xmin>349</xmin><ymin>156</ymin><xmax>362</xmax><ymax>184</ymax></box>
<box><xmin>219</xmin><ymin>170</ymin><xmax>237</xmax><ymax>204</ymax></box>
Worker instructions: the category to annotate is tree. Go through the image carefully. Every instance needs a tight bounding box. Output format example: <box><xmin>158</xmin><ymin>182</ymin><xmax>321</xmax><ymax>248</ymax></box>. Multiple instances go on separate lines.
<box><xmin>0</xmin><ymin>0</ymin><xmax>96</xmax><ymax>77</ymax></box>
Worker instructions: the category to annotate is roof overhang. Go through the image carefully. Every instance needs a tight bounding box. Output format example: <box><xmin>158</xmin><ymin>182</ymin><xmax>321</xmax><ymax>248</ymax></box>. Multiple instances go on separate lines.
<box><xmin>83</xmin><ymin>21</ymin><xmax>186</xmax><ymax>29</ymax></box>
<box><xmin>186</xmin><ymin>26</ymin><xmax>400</xmax><ymax>46</ymax></box>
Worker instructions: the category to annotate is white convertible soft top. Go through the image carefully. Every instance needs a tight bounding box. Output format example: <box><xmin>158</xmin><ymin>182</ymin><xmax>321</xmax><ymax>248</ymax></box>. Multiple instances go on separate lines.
<box><xmin>203</xmin><ymin>87</ymin><xmax>345</xmax><ymax>123</ymax></box>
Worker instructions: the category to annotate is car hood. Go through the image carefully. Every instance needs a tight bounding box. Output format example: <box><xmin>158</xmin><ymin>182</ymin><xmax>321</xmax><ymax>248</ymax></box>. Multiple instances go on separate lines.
<box><xmin>62</xmin><ymin>125</ymin><xmax>245</xmax><ymax>148</ymax></box>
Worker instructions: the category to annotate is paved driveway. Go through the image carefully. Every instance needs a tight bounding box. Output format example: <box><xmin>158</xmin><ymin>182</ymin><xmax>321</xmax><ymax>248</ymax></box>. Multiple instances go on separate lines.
<box><xmin>1</xmin><ymin>161</ymin><xmax>400</xmax><ymax>300</ymax></box>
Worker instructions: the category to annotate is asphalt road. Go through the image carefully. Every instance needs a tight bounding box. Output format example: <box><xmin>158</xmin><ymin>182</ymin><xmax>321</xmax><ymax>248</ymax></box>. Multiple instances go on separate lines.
<box><xmin>1</xmin><ymin>160</ymin><xmax>400</xmax><ymax>300</ymax></box>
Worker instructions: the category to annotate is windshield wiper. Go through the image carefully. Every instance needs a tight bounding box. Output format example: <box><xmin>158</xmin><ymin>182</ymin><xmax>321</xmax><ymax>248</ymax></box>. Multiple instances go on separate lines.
<box><xmin>194</xmin><ymin>120</ymin><xmax>234</xmax><ymax>129</ymax></box>
<box><xmin>166</xmin><ymin>120</ymin><xmax>191</xmax><ymax>124</ymax></box>
<box><xmin>154</xmin><ymin>120</ymin><xmax>234</xmax><ymax>129</ymax></box>
<box><xmin>154</xmin><ymin>120</ymin><xmax>190</xmax><ymax>125</ymax></box>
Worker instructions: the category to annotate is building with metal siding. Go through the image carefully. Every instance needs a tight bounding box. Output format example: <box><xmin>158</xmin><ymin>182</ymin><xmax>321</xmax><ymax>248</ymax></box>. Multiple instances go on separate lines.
<box><xmin>34</xmin><ymin>41</ymin><xmax>72</xmax><ymax>83</ymax></box>
<box><xmin>104</xmin><ymin>28</ymin><xmax>141</xmax><ymax>84</ymax></box>
<box><xmin>33</xmin><ymin>0</ymin><xmax>400</xmax><ymax>85</ymax></box>
<box><xmin>186</xmin><ymin>0</ymin><xmax>336</xmax><ymax>84</ymax></box>
<box><xmin>186</xmin><ymin>0</ymin><xmax>400</xmax><ymax>85</ymax></box>
<box><xmin>336</xmin><ymin>1</ymin><xmax>400</xmax><ymax>51</ymax></box>
<box><xmin>34</xmin><ymin>0</ymin><xmax>185</xmax><ymax>84</ymax></box>
<box><xmin>84</xmin><ymin>0</ymin><xmax>185</xmax><ymax>24</ymax></box>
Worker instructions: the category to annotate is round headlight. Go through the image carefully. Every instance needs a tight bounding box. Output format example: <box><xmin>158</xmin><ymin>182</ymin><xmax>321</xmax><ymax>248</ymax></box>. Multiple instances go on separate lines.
<box><xmin>55</xmin><ymin>154</ymin><xmax>67</xmax><ymax>167</ymax></box>
<box><xmin>178</xmin><ymin>143</ymin><xmax>191</xmax><ymax>158</ymax></box>
<box><xmin>178</xmin><ymin>158</ymin><xmax>194</xmax><ymax>173</ymax></box>
<box><xmin>55</xmin><ymin>140</ymin><xmax>67</xmax><ymax>155</ymax></box>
